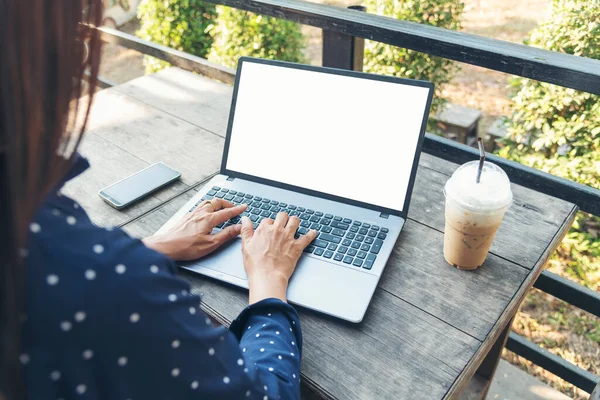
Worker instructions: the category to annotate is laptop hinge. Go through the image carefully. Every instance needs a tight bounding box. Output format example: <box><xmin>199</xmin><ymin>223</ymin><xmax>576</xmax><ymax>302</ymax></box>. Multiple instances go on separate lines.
<box><xmin>379</xmin><ymin>213</ymin><xmax>389</xmax><ymax>219</ymax></box>
<box><xmin>226</xmin><ymin>176</ymin><xmax>235</xmax><ymax>181</ymax></box>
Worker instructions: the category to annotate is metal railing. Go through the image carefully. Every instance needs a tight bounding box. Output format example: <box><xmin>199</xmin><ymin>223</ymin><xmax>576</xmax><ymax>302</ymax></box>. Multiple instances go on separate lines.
<box><xmin>90</xmin><ymin>0</ymin><xmax>600</xmax><ymax>393</ymax></box>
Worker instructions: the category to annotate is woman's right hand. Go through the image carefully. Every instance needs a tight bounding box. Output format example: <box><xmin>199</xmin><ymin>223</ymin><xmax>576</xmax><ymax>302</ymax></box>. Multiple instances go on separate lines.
<box><xmin>240</xmin><ymin>213</ymin><xmax>317</xmax><ymax>304</ymax></box>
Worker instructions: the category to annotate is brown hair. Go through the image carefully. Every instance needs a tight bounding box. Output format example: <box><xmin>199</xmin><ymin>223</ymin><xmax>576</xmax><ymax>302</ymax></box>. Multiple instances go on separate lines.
<box><xmin>0</xmin><ymin>1</ymin><xmax>103</xmax><ymax>398</ymax></box>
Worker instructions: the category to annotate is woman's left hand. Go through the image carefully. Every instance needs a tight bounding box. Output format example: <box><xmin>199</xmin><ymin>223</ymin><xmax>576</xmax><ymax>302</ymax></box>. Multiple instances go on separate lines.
<box><xmin>142</xmin><ymin>199</ymin><xmax>247</xmax><ymax>261</ymax></box>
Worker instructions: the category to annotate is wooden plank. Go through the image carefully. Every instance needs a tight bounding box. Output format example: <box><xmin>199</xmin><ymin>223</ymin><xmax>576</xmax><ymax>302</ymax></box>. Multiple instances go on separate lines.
<box><xmin>423</xmin><ymin>133</ymin><xmax>600</xmax><ymax>216</ymax></box>
<box><xmin>62</xmin><ymin>132</ymin><xmax>189</xmax><ymax>228</ymax></box>
<box><xmin>379</xmin><ymin>220</ymin><xmax>527</xmax><ymax>341</ymax></box>
<box><xmin>187</xmin><ymin>271</ymin><xmax>480</xmax><ymax>400</ymax></box>
<box><xmin>122</xmin><ymin>188</ymin><xmax>198</xmax><ymax>238</ymax></box>
<box><xmin>78</xmin><ymin>65</ymin><xmax>582</xmax><ymax>400</ymax></box>
<box><xmin>123</xmin><ymin>181</ymin><xmax>526</xmax><ymax>342</ymax></box>
<box><xmin>121</xmin><ymin>171</ymin><xmax>576</xmax><ymax>400</ymax></box>
<box><xmin>84</xmin><ymin>70</ymin><xmax>116</xmax><ymax>89</ymax></box>
<box><xmin>115</xmin><ymin>70</ymin><xmax>577</xmax><ymax>273</ymax></box>
<box><xmin>205</xmin><ymin>0</ymin><xmax>600</xmax><ymax>95</ymax></box>
<box><xmin>411</xmin><ymin>153</ymin><xmax>575</xmax><ymax>270</ymax></box>
<box><xmin>123</xmin><ymin>188</ymin><xmax>481</xmax><ymax>399</ymax></box>
<box><xmin>444</xmin><ymin>205</ymin><xmax>577</xmax><ymax>399</ymax></box>
<box><xmin>117</xmin><ymin>70</ymin><xmax>577</xmax><ymax>271</ymax></box>
<box><xmin>94</xmin><ymin>26</ymin><xmax>236</xmax><ymax>85</ymax></box>
<box><xmin>474</xmin><ymin>316</ymin><xmax>515</xmax><ymax>399</ymax></box>
<box><xmin>84</xmin><ymin>85</ymin><xmax>225</xmax><ymax>185</ymax></box>
<box><xmin>534</xmin><ymin>270</ymin><xmax>600</xmax><ymax>317</ymax></box>
<box><xmin>506</xmin><ymin>332</ymin><xmax>600</xmax><ymax>393</ymax></box>
<box><xmin>114</xmin><ymin>68</ymin><xmax>233</xmax><ymax>137</ymax></box>
<box><xmin>129</xmin><ymin>202</ymin><xmax>523</xmax><ymax>342</ymax></box>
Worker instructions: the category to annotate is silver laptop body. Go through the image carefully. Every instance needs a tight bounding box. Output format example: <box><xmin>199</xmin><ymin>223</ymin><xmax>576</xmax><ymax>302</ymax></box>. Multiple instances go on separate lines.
<box><xmin>157</xmin><ymin>57</ymin><xmax>434</xmax><ymax>323</ymax></box>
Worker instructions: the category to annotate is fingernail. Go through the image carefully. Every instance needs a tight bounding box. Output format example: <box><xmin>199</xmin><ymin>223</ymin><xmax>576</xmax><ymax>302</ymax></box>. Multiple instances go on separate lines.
<box><xmin>241</xmin><ymin>216</ymin><xmax>250</xmax><ymax>223</ymax></box>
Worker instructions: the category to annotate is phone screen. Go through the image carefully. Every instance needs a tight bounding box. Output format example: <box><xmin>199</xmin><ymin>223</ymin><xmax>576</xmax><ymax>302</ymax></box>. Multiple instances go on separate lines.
<box><xmin>99</xmin><ymin>163</ymin><xmax>181</xmax><ymax>208</ymax></box>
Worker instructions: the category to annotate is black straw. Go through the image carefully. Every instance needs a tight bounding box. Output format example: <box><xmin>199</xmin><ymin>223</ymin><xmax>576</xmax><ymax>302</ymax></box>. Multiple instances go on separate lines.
<box><xmin>476</xmin><ymin>138</ymin><xmax>485</xmax><ymax>184</ymax></box>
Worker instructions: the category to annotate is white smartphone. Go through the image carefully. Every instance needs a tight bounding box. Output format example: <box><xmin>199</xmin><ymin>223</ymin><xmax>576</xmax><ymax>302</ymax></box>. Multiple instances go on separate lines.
<box><xmin>98</xmin><ymin>162</ymin><xmax>181</xmax><ymax>209</ymax></box>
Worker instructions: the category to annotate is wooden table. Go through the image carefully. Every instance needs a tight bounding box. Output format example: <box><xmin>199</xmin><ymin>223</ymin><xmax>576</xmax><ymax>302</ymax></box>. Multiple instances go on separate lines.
<box><xmin>66</xmin><ymin>67</ymin><xmax>577</xmax><ymax>400</ymax></box>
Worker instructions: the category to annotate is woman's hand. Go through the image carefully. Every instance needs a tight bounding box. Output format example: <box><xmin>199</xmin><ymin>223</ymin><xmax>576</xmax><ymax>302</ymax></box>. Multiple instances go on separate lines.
<box><xmin>143</xmin><ymin>199</ymin><xmax>247</xmax><ymax>261</ymax></box>
<box><xmin>240</xmin><ymin>212</ymin><xmax>317</xmax><ymax>304</ymax></box>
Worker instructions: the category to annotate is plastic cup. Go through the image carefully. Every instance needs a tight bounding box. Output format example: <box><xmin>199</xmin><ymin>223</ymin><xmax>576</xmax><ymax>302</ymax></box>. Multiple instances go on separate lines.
<box><xmin>443</xmin><ymin>161</ymin><xmax>513</xmax><ymax>270</ymax></box>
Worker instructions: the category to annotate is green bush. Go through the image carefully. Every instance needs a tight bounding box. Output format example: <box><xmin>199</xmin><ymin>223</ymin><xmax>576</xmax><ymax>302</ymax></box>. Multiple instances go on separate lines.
<box><xmin>207</xmin><ymin>5</ymin><xmax>305</xmax><ymax>69</ymax></box>
<box><xmin>363</xmin><ymin>0</ymin><xmax>464</xmax><ymax>115</ymax></box>
<box><xmin>137</xmin><ymin>0</ymin><xmax>217</xmax><ymax>74</ymax></box>
<box><xmin>499</xmin><ymin>0</ymin><xmax>600</xmax><ymax>289</ymax></box>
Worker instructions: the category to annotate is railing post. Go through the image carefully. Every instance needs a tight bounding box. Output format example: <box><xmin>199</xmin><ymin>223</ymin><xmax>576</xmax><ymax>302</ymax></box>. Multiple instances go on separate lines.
<box><xmin>322</xmin><ymin>5</ymin><xmax>366</xmax><ymax>71</ymax></box>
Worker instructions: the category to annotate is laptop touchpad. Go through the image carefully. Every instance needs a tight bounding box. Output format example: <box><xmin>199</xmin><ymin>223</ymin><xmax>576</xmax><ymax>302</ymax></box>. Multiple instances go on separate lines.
<box><xmin>180</xmin><ymin>238</ymin><xmax>247</xmax><ymax>280</ymax></box>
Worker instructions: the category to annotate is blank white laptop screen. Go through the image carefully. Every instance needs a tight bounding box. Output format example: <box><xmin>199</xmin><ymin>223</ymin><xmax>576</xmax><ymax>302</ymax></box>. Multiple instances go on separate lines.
<box><xmin>225</xmin><ymin>61</ymin><xmax>431</xmax><ymax>212</ymax></box>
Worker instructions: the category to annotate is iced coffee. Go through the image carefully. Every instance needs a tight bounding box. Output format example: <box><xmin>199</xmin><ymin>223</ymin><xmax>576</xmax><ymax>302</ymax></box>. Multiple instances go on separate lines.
<box><xmin>443</xmin><ymin>161</ymin><xmax>513</xmax><ymax>270</ymax></box>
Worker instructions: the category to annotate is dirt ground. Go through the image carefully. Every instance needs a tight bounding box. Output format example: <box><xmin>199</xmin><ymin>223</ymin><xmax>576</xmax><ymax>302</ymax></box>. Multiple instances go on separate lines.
<box><xmin>99</xmin><ymin>2</ymin><xmax>600</xmax><ymax>398</ymax></box>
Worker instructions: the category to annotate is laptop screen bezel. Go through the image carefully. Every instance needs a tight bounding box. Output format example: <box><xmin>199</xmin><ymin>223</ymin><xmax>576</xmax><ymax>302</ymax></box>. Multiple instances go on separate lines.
<box><xmin>220</xmin><ymin>57</ymin><xmax>434</xmax><ymax>219</ymax></box>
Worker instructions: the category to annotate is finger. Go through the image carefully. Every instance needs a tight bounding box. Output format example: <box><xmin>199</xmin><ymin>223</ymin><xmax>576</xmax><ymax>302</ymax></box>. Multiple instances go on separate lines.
<box><xmin>207</xmin><ymin>198</ymin><xmax>235</xmax><ymax>212</ymax></box>
<box><xmin>240</xmin><ymin>216</ymin><xmax>254</xmax><ymax>243</ymax></box>
<box><xmin>210</xmin><ymin>204</ymin><xmax>247</xmax><ymax>225</ymax></box>
<box><xmin>285</xmin><ymin>215</ymin><xmax>301</xmax><ymax>233</ymax></box>
<box><xmin>258</xmin><ymin>218</ymin><xmax>274</xmax><ymax>229</ymax></box>
<box><xmin>296</xmin><ymin>229</ymin><xmax>318</xmax><ymax>249</ymax></box>
<box><xmin>274</xmin><ymin>212</ymin><xmax>289</xmax><ymax>227</ymax></box>
<box><xmin>191</xmin><ymin>201</ymin><xmax>213</xmax><ymax>216</ymax></box>
<box><xmin>212</xmin><ymin>224</ymin><xmax>242</xmax><ymax>245</ymax></box>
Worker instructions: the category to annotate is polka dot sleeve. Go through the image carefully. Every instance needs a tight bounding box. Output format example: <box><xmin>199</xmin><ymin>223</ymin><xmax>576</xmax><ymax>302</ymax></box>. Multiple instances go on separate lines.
<box><xmin>230</xmin><ymin>299</ymin><xmax>303</xmax><ymax>399</ymax></box>
<box><xmin>20</xmin><ymin>157</ymin><xmax>303</xmax><ymax>400</ymax></box>
<box><xmin>82</xmin><ymin>234</ymin><xmax>302</xmax><ymax>400</ymax></box>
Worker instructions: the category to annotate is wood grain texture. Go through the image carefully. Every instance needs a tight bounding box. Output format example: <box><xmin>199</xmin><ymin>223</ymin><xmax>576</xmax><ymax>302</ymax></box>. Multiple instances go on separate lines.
<box><xmin>423</xmin><ymin>133</ymin><xmax>600</xmax><ymax>216</ymax></box>
<box><xmin>379</xmin><ymin>220</ymin><xmax>527</xmax><ymax>341</ymax></box>
<box><xmin>96</xmin><ymin>27</ymin><xmax>236</xmax><ymax>85</ymax></box>
<box><xmin>65</xmin><ymin>71</ymin><xmax>225</xmax><ymax>227</ymax></box>
<box><xmin>114</xmin><ymin>68</ymin><xmax>233</xmax><ymax>138</ymax></box>
<box><xmin>411</xmin><ymin>153</ymin><xmax>575</xmax><ymax>270</ymax></box>
<box><xmin>84</xmin><ymin>86</ymin><xmax>225</xmax><ymax>186</ymax></box>
<box><xmin>444</xmin><ymin>205</ymin><xmax>578</xmax><ymax>399</ymax></box>
<box><xmin>205</xmin><ymin>0</ymin><xmax>600</xmax><ymax>95</ymax></box>
<box><xmin>184</xmin><ymin>270</ymin><xmax>480</xmax><ymax>400</ymax></box>
<box><xmin>123</xmin><ymin>190</ymin><xmax>482</xmax><ymax>399</ymax></box>
<box><xmin>122</xmin><ymin>187</ymin><xmax>199</xmax><ymax>238</ymax></box>
<box><xmin>62</xmin><ymin>131</ymin><xmax>190</xmax><ymax>228</ymax></box>
<box><xmin>109</xmin><ymin>70</ymin><xmax>579</xmax><ymax>399</ymax></box>
<box><xmin>122</xmin><ymin>196</ymin><xmax>529</xmax><ymax>399</ymax></box>
<box><xmin>121</xmin><ymin>179</ymin><xmax>575</xmax><ymax>400</ymax></box>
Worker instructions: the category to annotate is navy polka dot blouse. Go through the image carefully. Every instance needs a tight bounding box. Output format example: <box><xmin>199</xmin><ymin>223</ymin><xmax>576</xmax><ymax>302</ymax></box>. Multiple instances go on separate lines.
<box><xmin>20</xmin><ymin>157</ymin><xmax>302</xmax><ymax>400</ymax></box>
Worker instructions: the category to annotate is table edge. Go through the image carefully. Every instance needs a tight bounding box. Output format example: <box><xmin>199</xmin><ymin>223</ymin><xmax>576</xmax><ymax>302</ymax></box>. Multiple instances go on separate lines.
<box><xmin>118</xmin><ymin>172</ymin><xmax>218</xmax><ymax>229</ymax></box>
<box><xmin>128</xmin><ymin>167</ymin><xmax>579</xmax><ymax>400</ymax></box>
<box><xmin>443</xmin><ymin>204</ymin><xmax>579</xmax><ymax>400</ymax></box>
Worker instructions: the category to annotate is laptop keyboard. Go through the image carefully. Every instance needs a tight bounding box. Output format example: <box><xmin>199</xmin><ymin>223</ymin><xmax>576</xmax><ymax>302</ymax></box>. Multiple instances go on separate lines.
<box><xmin>188</xmin><ymin>186</ymin><xmax>390</xmax><ymax>270</ymax></box>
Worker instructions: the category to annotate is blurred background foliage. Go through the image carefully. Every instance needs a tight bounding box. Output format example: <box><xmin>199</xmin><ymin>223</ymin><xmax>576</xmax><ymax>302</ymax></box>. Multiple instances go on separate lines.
<box><xmin>137</xmin><ymin>0</ymin><xmax>217</xmax><ymax>73</ymax></box>
<box><xmin>207</xmin><ymin>6</ymin><xmax>305</xmax><ymax>68</ymax></box>
<box><xmin>362</xmin><ymin>0</ymin><xmax>464</xmax><ymax>115</ymax></box>
<box><xmin>137</xmin><ymin>0</ymin><xmax>304</xmax><ymax>73</ymax></box>
<box><xmin>500</xmin><ymin>0</ymin><xmax>600</xmax><ymax>291</ymax></box>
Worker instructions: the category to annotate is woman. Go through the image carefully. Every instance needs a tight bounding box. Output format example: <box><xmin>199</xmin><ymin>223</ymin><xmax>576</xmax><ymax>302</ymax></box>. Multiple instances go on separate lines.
<box><xmin>0</xmin><ymin>1</ymin><xmax>316</xmax><ymax>399</ymax></box>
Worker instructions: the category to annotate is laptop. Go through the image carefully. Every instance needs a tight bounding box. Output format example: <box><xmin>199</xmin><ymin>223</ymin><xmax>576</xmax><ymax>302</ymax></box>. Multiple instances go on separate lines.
<box><xmin>156</xmin><ymin>57</ymin><xmax>434</xmax><ymax>323</ymax></box>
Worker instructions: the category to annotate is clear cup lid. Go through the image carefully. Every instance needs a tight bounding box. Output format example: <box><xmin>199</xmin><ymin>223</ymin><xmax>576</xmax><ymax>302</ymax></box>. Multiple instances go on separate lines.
<box><xmin>444</xmin><ymin>160</ymin><xmax>513</xmax><ymax>213</ymax></box>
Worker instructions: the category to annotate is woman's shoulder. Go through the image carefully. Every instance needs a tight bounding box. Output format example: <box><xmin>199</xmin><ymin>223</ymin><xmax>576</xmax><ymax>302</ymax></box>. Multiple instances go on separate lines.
<box><xmin>25</xmin><ymin>192</ymin><xmax>178</xmax><ymax>293</ymax></box>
